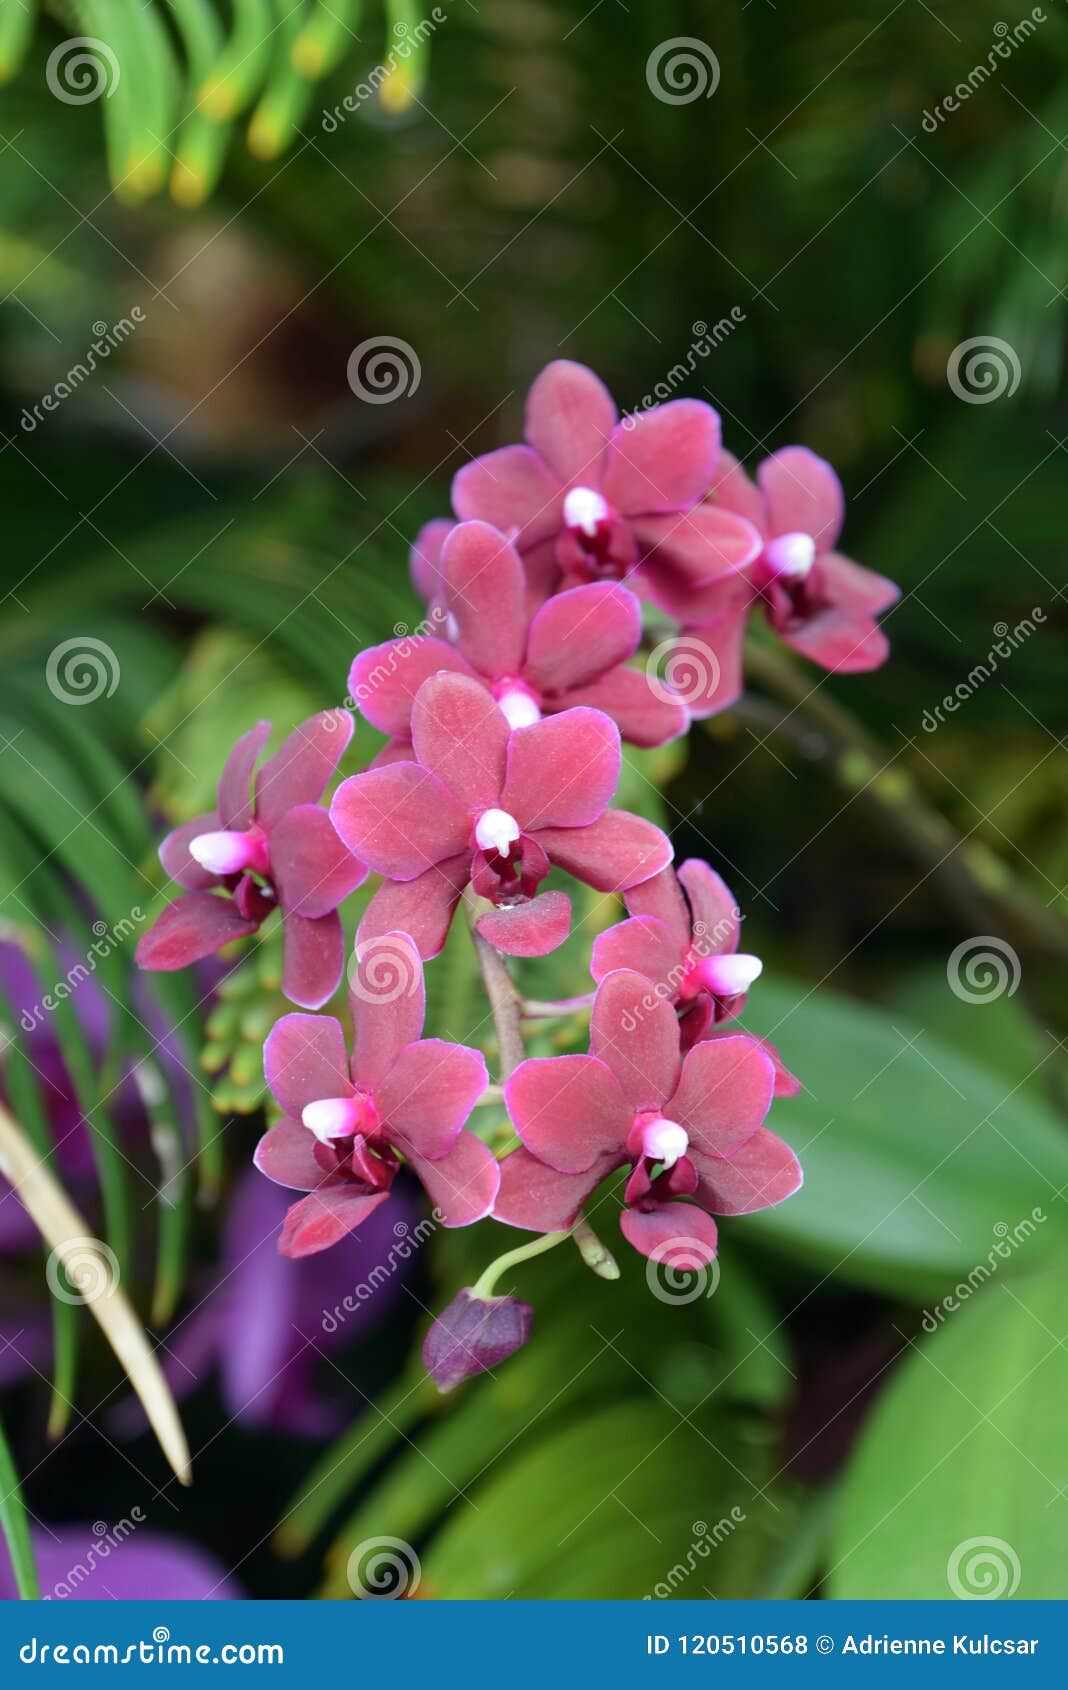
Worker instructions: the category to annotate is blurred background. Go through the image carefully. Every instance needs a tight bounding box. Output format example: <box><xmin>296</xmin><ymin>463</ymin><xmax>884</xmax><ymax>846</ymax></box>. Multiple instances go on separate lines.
<box><xmin>0</xmin><ymin>0</ymin><xmax>1066</xmax><ymax>1600</ymax></box>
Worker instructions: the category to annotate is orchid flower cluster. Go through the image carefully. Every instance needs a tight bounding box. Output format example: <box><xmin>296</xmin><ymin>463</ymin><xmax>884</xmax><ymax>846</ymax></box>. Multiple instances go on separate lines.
<box><xmin>138</xmin><ymin>359</ymin><xmax>896</xmax><ymax>1388</ymax></box>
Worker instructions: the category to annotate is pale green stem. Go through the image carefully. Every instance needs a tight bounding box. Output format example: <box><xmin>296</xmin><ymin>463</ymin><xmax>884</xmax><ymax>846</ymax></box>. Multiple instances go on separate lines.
<box><xmin>472</xmin><ymin>1230</ymin><xmax>570</xmax><ymax>1300</ymax></box>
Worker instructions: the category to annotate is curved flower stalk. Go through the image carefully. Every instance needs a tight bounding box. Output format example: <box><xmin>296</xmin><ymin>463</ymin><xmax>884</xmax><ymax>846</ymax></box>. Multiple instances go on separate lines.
<box><xmin>137</xmin><ymin>711</ymin><xmax>365</xmax><ymax>1009</ymax></box>
<box><xmin>135</xmin><ymin>353</ymin><xmax>900</xmax><ymax>1392</ymax></box>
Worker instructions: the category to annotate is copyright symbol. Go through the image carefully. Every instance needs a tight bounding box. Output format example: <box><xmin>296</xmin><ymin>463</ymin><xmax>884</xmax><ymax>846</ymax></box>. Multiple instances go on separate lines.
<box><xmin>816</xmin><ymin>1636</ymin><xmax>834</xmax><ymax>1654</ymax></box>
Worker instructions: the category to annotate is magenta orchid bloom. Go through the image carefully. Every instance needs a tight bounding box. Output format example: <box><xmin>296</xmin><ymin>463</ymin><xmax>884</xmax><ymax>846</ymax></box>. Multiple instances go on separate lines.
<box><xmin>331</xmin><ymin>672</ymin><xmax>672</xmax><ymax>960</ymax></box>
<box><xmin>254</xmin><ymin>932</ymin><xmax>496</xmax><ymax>1257</ymax></box>
<box><xmin>353</xmin><ymin>519</ymin><xmax>688</xmax><ymax>754</ymax></box>
<box><xmin>136</xmin><ymin>712</ymin><xmax>366</xmax><ymax>1009</ymax></box>
<box><xmin>591</xmin><ymin>860</ymin><xmax>800</xmax><ymax>1096</ymax></box>
<box><xmin>675</xmin><ymin>447</ymin><xmax>900</xmax><ymax>715</ymax></box>
<box><xmin>441</xmin><ymin>360</ymin><xmax>761</xmax><ymax>617</ymax></box>
<box><xmin>494</xmin><ymin>969</ymin><xmax>802</xmax><ymax>1266</ymax></box>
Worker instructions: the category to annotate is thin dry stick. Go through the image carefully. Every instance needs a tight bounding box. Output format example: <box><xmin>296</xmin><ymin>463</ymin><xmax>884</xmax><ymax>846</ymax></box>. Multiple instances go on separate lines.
<box><xmin>0</xmin><ymin>1103</ymin><xmax>192</xmax><ymax>1486</ymax></box>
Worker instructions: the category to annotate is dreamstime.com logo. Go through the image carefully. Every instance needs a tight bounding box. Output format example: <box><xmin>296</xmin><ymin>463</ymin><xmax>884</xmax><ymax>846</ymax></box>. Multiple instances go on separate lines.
<box><xmin>347</xmin><ymin>932</ymin><xmax>422</xmax><ymax>1004</ymax></box>
<box><xmin>947</xmin><ymin>336</ymin><xmax>1021</xmax><ymax>403</ymax></box>
<box><xmin>921</xmin><ymin>1211</ymin><xmax>1045</xmax><ymax>1332</ymax></box>
<box><xmin>646</xmin><ymin>1239</ymin><xmax>721</xmax><ymax>1305</ymax></box>
<box><xmin>46</xmin><ymin>37</ymin><xmax>120</xmax><ymax>104</ymax></box>
<box><xmin>645</xmin><ymin>634</ymin><xmax>720</xmax><ymax>711</ymax></box>
<box><xmin>646</xmin><ymin>38</ymin><xmax>720</xmax><ymax>104</ymax></box>
<box><xmin>947</xmin><ymin>1536</ymin><xmax>1021</xmax><ymax>1599</ymax></box>
<box><xmin>19</xmin><ymin>1630</ymin><xmax>284</xmax><ymax>1665</ymax></box>
<box><xmin>46</xmin><ymin>637</ymin><xmax>120</xmax><ymax>704</ymax></box>
<box><xmin>321</xmin><ymin>7</ymin><xmax>447</xmax><ymax>129</ymax></box>
<box><xmin>623</xmin><ymin>313</ymin><xmax>747</xmax><ymax>425</ymax></box>
<box><xmin>346</xmin><ymin>1535</ymin><xmax>422</xmax><ymax>1599</ymax></box>
<box><xmin>616</xmin><ymin>912</ymin><xmax>740</xmax><ymax>1034</ymax></box>
<box><xmin>45</xmin><ymin>1512</ymin><xmax>146</xmax><ymax>1600</ymax></box>
<box><xmin>46</xmin><ymin>1240</ymin><xmax>120</xmax><ymax>1306</ymax></box>
<box><xmin>18</xmin><ymin>911</ymin><xmax>145</xmax><ymax>1031</ymax></box>
<box><xmin>346</xmin><ymin>605</ymin><xmax>451</xmax><ymax>709</ymax></box>
<box><xmin>920</xmin><ymin>609</ymin><xmax>1045</xmax><ymax>731</ymax></box>
<box><xmin>347</xmin><ymin>336</ymin><xmax>421</xmax><ymax>403</ymax></box>
<box><xmin>21</xmin><ymin>310</ymin><xmax>146</xmax><ymax>432</ymax></box>
<box><xmin>644</xmin><ymin>1509</ymin><xmax>746</xmax><ymax>1598</ymax></box>
<box><xmin>921</xmin><ymin>11</ymin><xmax>1046</xmax><ymax>131</ymax></box>
<box><xmin>946</xmin><ymin>935</ymin><xmax>1021</xmax><ymax>1004</ymax></box>
<box><xmin>322</xmin><ymin>1213</ymin><xmax>440</xmax><ymax>1332</ymax></box>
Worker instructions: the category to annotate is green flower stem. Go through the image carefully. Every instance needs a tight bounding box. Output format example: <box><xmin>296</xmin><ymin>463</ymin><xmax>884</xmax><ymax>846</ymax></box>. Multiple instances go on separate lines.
<box><xmin>472</xmin><ymin>1230</ymin><xmax>570</xmax><ymax>1300</ymax></box>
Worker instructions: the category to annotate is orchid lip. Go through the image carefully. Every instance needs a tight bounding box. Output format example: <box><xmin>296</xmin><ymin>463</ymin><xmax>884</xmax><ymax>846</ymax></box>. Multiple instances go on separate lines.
<box><xmin>640</xmin><ymin>1116</ymin><xmax>689</xmax><ymax>1170</ymax></box>
<box><xmin>697</xmin><ymin>952</ymin><xmax>764</xmax><ymax>998</ymax></box>
<box><xmin>189</xmin><ymin>827</ymin><xmax>269</xmax><ymax>878</ymax></box>
<box><xmin>474</xmin><ymin>807</ymin><xmax>522</xmax><ymax>858</ymax></box>
<box><xmin>764</xmin><ymin>531</ymin><xmax>816</xmax><ymax>580</ymax></box>
<box><xmin>301</xmin><ymin>1096</ymin><xmax>361</xmax><ymax>1143</ymax></box>
<box><xmin>494</xmin><ymin>681</ymin><xmax>542</xmax><ymax>730</ymax></box>
<box><xmin>563</xmin><ymin>485</ymin><xmax>610</xmax><ymax>537</ymax></box>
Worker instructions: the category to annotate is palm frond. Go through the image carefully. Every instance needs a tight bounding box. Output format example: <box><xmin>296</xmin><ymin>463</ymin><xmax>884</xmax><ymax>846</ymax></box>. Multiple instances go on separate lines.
<box><xmin>0</xmin><ymin>0</ymin><xmax>432</xmax><ymax>204</ymax></box>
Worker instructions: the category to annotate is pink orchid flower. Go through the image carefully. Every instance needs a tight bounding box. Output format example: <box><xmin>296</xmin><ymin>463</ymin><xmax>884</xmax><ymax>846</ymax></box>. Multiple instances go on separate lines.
<box><xmin>591</xmin><ymin>860</ymin><xmax>800</xmax><ymax>1095</ymax></box>
<box><xmin>353</xmin><ymin>519</ymin><xmax>688</xmax><ymax>755</ymax></box>
<box><xmin>330</xmin><ymin>672</ymin><xmax>672</xmax><ymax>960</ymax></box>
<box><xmin>494</xmin><ymin>969</ymin><xmax>802</xmax><ymax>1266</ymax></box>
<box><xmin>431</xmin><ymin>360</ymin><xmax>761</xmax><ymax>616</ymax></box>
<box><xmin>136</xmin><ymin>712</ymin><xmax>365</xmax><ymax>1010</ymax></box>
<box><xmin>673</xmin><ymin>447</ymin><xmax>900</xmax><ymax>715</ymax></box>
<box><xmin>254</xmin><ymin>932</ymin><xmax>496</xmax><ymax>1257</ymax></box>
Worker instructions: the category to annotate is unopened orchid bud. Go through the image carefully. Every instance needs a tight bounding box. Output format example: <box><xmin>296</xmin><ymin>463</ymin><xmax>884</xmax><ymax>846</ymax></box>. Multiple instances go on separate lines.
<box><xmin>422</xmin><ymin>1289</ymin><xmax>533</xmax><ymax>1392</ymax></box>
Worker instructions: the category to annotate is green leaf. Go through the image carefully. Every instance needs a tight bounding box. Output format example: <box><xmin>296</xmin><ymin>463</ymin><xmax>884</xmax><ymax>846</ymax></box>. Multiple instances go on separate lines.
<box><xmin>0</xmin><ymin>1416</ymin><xmax>39</xmax><ymax>1600</ymax></box>
<box><xmin>883</xmin><ymin>964</ymin><xmax>1051</xmax><ymax>1102</ymax></box>
<box><xmin>829</xmin><ymin>1254</ymin><xmax>1068</xmax><ymax>1598</ymax></box>
<box><xmin>739</xmin><ymin>978</ymin><xmax>1068</xmax><ymax>1298</ymax></box>
<box><xmin>400</xmin><ymin>1399</ymin><xmax>777</xmax><ymax>1600</ymax></box>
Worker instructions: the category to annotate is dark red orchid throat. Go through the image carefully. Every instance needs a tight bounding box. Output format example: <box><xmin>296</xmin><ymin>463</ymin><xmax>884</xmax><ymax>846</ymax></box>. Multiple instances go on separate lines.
<box><xmin>470</xmin><ymin>827</ymin><xmax>549</xmax><ymax>909</ymax></box>
<box><xmin>231</xmin><ymin>873</ymin><xmax>277</xmax><ymax>923</ymax></box>
<box><xmin>556</xmin><ymin>487</ymin><xmax>638</xmax><ymax>584</ymax></box>
<box><xmin>313</xmin><ymin>1111</ymin><xmax>400</xmax><ymax>1195</ymax></box>
<box><xmin>750</xmin><ymin>529</ymin><xmax>826</xmax><ymax>632</ymax></box>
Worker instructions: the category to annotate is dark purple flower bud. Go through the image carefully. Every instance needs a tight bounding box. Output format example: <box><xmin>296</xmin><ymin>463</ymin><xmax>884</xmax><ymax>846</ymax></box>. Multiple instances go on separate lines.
<box><xmin>422</xmin><ymin>1289</ymin><xmax>533</xmax><ymax>1392</ymax></box>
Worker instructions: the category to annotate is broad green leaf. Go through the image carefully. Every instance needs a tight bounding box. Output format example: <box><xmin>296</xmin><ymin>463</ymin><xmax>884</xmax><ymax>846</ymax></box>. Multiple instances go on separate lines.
<box><xmin>403</xmin><ymin>1399</ymin><xmax>779</xmax><ymax>1600</ymax></box>
<box><xmin>739</xmin><ymin>978</ymin><xmax>1068</xmax><ymax>1298</ymax></box>
<box><xmin>884</xmin><ymin>964</ymin><xmax>1051</xmax><ymax>1102</ymax></box>
<box><xmin>829</xmin><ymin>1255</ymin><xmax>1068</xmax><ymax>1598</ymax></box>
